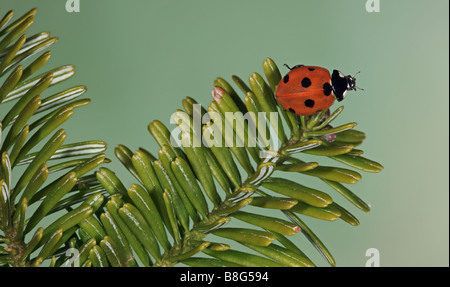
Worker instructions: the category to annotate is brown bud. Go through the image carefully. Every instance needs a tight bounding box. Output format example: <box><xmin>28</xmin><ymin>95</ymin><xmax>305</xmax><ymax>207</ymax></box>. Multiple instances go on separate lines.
<box><xmin>321</xmin><ymin>125</ymin><xmax>336</xmax><ymax>142</ymax></box>
<box><xmin>211</xmin><ymin>86</ymin><xmax>225</xmax><ymax>103</ymax></box>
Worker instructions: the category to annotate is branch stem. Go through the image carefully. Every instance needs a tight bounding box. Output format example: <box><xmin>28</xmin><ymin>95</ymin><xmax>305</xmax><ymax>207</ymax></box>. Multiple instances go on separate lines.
<box><xmin>3</xmin><ymin>223</ymin><xmax>30</xmax><ymax>267</ymax></box>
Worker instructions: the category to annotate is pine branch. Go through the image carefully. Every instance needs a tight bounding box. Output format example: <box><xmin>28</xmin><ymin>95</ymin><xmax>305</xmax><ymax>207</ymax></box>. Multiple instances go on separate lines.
<box><xmin>0</xmin><ymin>9</ymin><xmax>106</xmax><ymax>267</ymax></box>
<box><xmin>80</xmin><ymin>58</ymin><xmax>383</xmax><ymax>267</ymax></box>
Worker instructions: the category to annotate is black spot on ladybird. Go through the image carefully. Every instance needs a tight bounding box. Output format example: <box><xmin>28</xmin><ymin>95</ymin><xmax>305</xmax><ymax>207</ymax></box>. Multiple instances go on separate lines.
<box><xmin>323</xmin><ymin>82</ymin><xmax>332</xmax><ymax>96</ymax></box>
<box><xmin>308</xmin><ymin>68</ymin><xmax>315</xmax><ymax>71</ymax></box>
<box><xmin>288</xmin><ymin>108</ymin><xmax>296</xmax><ymax>114</ymax></box>
<box><xmin>283</xmin><ymin>75</ymin><xmax>289</xmax><ymax>83</ymax></box>
<box><xmin>301</xmin><ymin>77</ymin><xmax>311</xmax><ymax>88</ymax></box>
<box><xmin>304</xmin><ymin>99</ymin><xmax>315</xmax><ymax>108</ymax></box>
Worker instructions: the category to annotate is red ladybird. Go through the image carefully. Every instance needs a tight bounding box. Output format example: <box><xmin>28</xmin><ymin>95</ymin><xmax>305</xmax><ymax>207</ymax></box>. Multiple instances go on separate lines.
<box><xmin>275</xmin><ymin>64</ymin><xmax>358</xmax><ymax>115</ymax></box>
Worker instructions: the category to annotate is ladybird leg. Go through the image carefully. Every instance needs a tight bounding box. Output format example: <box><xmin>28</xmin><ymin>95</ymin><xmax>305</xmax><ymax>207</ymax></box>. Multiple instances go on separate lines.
<box><xmin>284</xmin><ymin>64</ymin><xmax>292</xmax><ymax>70</ymax></box>
<box><xmin>284</xmin><ymin>64</ymin><xmax>304</xmax><ymax>70</ymax></box>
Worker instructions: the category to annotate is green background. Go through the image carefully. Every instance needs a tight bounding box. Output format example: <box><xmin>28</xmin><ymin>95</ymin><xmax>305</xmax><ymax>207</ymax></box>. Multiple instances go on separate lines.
<box><xmin>1</xmin><ymin>0</ymin><xmax>448</xmax><ymax>267</ymax></box>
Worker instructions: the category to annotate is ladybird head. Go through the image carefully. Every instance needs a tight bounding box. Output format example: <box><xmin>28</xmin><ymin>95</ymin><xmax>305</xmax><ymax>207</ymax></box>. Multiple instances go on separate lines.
<box><xmin>331</xmin><ymin>70</ymin><xmax>358</xmax><ymax>102</ymax></box>
<box><xmin>347</xmin><ymin>74</ymin><xmax>357</xmax><ymax>91</ymax></box>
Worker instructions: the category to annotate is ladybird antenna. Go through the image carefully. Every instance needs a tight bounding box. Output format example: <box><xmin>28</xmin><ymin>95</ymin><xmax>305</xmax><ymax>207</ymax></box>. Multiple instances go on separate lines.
<box><xmin>352</xmin><ymin>71</ymin><xmax>363</xmax><ymax>91</ymax></box>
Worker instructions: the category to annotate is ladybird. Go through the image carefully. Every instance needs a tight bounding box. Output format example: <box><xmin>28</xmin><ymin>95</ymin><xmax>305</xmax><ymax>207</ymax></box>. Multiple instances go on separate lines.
<box><xmin>275</xmin><ymin>64</ymin><xmax>358</xmax><ymax>115</ymax></box>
